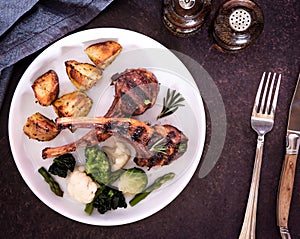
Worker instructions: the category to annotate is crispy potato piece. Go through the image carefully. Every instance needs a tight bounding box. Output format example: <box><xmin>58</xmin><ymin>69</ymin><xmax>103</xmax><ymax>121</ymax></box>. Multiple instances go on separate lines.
<box><xmin>31</xmin><ymin>70</ymin><xmax>59</xmax><ymax>106</ymax></box>
<box><xmin>23</xmin><ymin>112</ymin><xmax>59</xmax><ymax>141</ymax></box>
<box><xmin>53</xmin><ymin>91</ymin><xmax>93</xmax><ymax>118</ymax></box>
<box><xmin>65</xmin><ymin>60</ymin><xmax>102</xmax><ymax>90</ymax></box>
<box><xmin>84</xmin><ymin>41</ymin><xmax>122</xmax><ymax>69</ymax></box>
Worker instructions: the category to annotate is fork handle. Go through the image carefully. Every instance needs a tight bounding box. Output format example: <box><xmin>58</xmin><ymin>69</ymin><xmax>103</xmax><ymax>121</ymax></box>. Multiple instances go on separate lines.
<box><xmin>239</xmin><ymin>136</ymin><xmax>264</xmax><ymax>239</ymax></box>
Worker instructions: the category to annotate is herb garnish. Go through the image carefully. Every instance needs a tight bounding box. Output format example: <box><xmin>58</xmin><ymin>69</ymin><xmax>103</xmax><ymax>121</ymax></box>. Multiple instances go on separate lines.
<box><xmin>150</xmin><ymin>138</ymin><xmax>167</xmax><ymax>154</ymax></box>
<box><xmin>157</xmin><ymin>88</ymin><xmax>185</xmax><ymax>119</ymax></box>
<box><xmin>144</xmin><ymin>99</ymin><xmax>151</xmax><ymax>105</ymax></box>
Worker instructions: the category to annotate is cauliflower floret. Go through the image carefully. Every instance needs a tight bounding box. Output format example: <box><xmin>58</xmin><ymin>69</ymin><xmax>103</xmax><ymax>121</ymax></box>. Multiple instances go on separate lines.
<box><xmin>102</xmin><ymin>141</ymin><xmax>131</xmax><ymax>171</ymax></box>
<box><xmin>67</xmin><ymin>167</ymin><xmax>98</xmax><ymax>204</ymax></box>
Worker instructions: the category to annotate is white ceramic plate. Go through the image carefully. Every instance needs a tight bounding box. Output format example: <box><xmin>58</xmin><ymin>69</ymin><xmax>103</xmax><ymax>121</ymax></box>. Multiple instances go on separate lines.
<box><xmin>8</xmin><ymin>28</ymin><xmax>206</xmax><ymax>225</ymax></box>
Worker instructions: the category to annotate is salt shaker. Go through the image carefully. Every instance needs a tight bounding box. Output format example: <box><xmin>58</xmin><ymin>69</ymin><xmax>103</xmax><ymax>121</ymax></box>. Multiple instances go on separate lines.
<box><xmin>163</xmin><ymin>0</ymin><xmax>212</xmax><ymax>37</ymax></box>
<box><xmin>211</xmin><ymin>0</ymin><xmax>264</xmax><ymax>53</ymax></box>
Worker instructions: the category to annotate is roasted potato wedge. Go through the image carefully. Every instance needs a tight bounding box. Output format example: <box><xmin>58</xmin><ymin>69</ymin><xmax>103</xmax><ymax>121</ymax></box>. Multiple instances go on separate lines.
<box><xmin>23</xmin><ymin>112</ymin><xmax>59</xmax><ymax>141</ymax></box>
<box><xmin>53</xmin><ymin>91</ymin><xmax>93</xmax><ymax>117</ymax></box>
<box><xmin>31</xmin><ymin>70</ymin><xmax>59</xmax><ymax>106</ymax></box>
<box><xmin>84</xmin><ymin>41</ymin><xmax>122</xmax><ymax>69</ymax></box>
<box><xmin>65</xmin><ymin>60</ymin><xmax>102</xmax><ymax>90</ymax></box>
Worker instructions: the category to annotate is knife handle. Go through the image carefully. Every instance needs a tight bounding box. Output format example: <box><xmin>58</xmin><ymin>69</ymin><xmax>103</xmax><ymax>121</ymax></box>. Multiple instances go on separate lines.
<box><xmin>277</xmin><ymin>154</ymin><xmax>298</xmax><ymax>227</ymax></box>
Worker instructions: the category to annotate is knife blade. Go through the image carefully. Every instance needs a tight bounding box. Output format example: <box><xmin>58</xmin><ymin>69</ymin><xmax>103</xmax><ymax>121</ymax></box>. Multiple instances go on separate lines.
<box><xmin>277</xmin><ymin>73</ymin><xmax>300</xmax><ymax>239</ymax></box>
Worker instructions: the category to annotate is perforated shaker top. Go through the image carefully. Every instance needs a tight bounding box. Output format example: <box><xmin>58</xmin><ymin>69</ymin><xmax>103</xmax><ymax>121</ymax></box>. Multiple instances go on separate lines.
<box><xmin>229</xmin><ymin>9</ymin><xmax>251</xmax><ymax>32</ymax></box>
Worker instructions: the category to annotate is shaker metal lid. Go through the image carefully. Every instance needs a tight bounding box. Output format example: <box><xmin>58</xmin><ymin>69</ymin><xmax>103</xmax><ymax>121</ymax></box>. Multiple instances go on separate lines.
<box><xmin>179</xmin><ymin>0</ymin><xmax>196</xmax><ymax>10</ymax></box>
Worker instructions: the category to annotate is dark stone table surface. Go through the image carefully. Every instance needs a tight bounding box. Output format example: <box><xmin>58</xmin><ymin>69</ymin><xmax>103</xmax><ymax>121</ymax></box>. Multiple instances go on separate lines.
<box><xmin>0</xmin><ymin>1</ymin><xmax>299</xmax><ymax>238</ymax></box>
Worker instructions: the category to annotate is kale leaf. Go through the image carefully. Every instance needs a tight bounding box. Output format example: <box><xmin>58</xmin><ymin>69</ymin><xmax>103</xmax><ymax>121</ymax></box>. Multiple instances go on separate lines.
<box><xmin>92</xmin><ymin>186</ymin><xmax>127</xmax><ymax>214</ymax></box>
<box><xmin>48</xmin><ymin>153</ymin><xmax>76</xmax><ymax>178</ymax></box>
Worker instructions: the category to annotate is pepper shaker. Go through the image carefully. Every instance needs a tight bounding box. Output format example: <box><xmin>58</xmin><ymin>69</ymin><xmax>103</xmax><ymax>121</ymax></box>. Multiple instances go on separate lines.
<box><xmin>163</xmin><ymin>0</ymin><xmax>212</xmax><ymax>37</ymax></box>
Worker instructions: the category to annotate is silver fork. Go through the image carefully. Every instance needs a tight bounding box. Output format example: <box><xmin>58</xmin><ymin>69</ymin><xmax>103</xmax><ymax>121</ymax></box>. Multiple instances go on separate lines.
<box><xmin>239</xmin><ymin>72</ymin><xmax>281</xmax><ymax>239</ymax></box>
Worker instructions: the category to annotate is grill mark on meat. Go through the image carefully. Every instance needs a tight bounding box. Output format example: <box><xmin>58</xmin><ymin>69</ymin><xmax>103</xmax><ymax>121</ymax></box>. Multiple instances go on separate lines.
<box><xmin>107</xmin><ymin>69</ymin><xmax>159</xmax><ymax>117</ymax></box>
<box><xmin>134</xmin><ymin>124</ymin><xmax>188</xmax><ymax>168</ymax></box>
<box><xmin>105</xmin><ymin>69</ymin><xmax>158</xmax><ymax>118</ymax></box>
<box><xmin>132</xmin><ymin>126</ymin><xmax>146</xmax><ymax>142</ymax></box>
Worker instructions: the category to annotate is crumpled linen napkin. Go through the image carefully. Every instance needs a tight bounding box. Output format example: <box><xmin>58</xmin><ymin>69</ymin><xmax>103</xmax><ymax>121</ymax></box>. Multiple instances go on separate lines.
<box><xmin>0</xmin><ymin>0</ymin><xmax>114</xmax><ymax>110</ymax></box>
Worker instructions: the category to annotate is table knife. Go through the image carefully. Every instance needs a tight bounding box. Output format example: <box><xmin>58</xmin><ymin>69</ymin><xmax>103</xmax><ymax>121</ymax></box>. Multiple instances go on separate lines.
<box><xmin>277</xmin><ymin>73</ymin><xmax>300</xmax><ymax>239</ymax></box>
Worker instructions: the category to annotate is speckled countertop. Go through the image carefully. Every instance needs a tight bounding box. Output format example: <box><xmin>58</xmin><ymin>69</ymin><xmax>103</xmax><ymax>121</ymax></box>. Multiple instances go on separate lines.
<box><xmin>0</xmin><ymin>1</ymin><xmax>299</xmax><ymax>238</ymax></box>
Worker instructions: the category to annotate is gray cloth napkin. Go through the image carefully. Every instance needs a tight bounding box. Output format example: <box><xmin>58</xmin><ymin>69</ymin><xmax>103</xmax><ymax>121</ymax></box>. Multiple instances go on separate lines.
<box><xmin>0</xmin><ymin>0</ymin><xmax>114</xmax><ymax>110</ymax></box>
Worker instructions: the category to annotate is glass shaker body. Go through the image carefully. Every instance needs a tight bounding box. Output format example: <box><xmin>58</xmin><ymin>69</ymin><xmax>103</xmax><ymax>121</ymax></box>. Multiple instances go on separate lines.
<box><xmin>163</xmin><ymin>0</ymin><xmax>211</xmax><ymax>37</ymax></box>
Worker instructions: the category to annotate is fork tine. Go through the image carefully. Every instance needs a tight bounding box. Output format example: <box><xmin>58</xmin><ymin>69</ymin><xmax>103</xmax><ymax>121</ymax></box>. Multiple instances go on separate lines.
<box><xmin>266</xmin><ymin>73</ymin><xmax>276</xmax><ymax>114</ymax></box>
<box><xmin>253</xmin><ymin>72</ymin><xmax>266</xmax><ymax>114</ymax></box>
<box><xmin>259</xmin><ymin>72</ymin><xmax>271</xmax><ymax>114</ymax></box>
<box><xmin>271</xmin><ymin>73</ymin><xmax>281</xmax><ymax>116</ymax></box>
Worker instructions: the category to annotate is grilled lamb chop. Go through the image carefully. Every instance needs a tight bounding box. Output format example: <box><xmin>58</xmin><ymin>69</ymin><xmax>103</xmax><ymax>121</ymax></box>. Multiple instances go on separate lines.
<box><xmin>56</xmin><ymin>117</ymin><xmax>188</xmax><ymax>168</ymax></box>
<box><xmin>106</xmin><ymin>68</ymin><xmax>159</xmax><ymax>117</ymax></box>
<box><xmin>42</xmin><ymin>68</ymin><xmax>159</xmax><ymax>159</ymax></box>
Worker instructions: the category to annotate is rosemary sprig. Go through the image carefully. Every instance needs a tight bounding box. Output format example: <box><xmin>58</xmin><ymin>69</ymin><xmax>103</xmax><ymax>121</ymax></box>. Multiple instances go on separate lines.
<box><xmin>150</xmin><ymin>138</ymin><xmax>167</xmax><ymax>154</ymax></box>
<box><xmin>150</xmin><ymin>138</ymin><xmax>188</xmax><ymax>155</ymax></box>
<box><xmin>157</xmin><ymin>88</ymin><xmax>185</xmax><ymax>119</ymax></box>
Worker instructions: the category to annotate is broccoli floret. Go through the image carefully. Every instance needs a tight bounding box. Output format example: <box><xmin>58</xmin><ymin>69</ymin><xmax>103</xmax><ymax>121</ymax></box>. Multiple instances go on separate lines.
<box><xmin>85</xmin><ymin>146</ymin><xmax>111</xmax><ymax>184</ymax></box>
<box><xmin>48</xmin><ymin>153</ymin><xmax>76</xmax><ymax>178</ymax></box>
